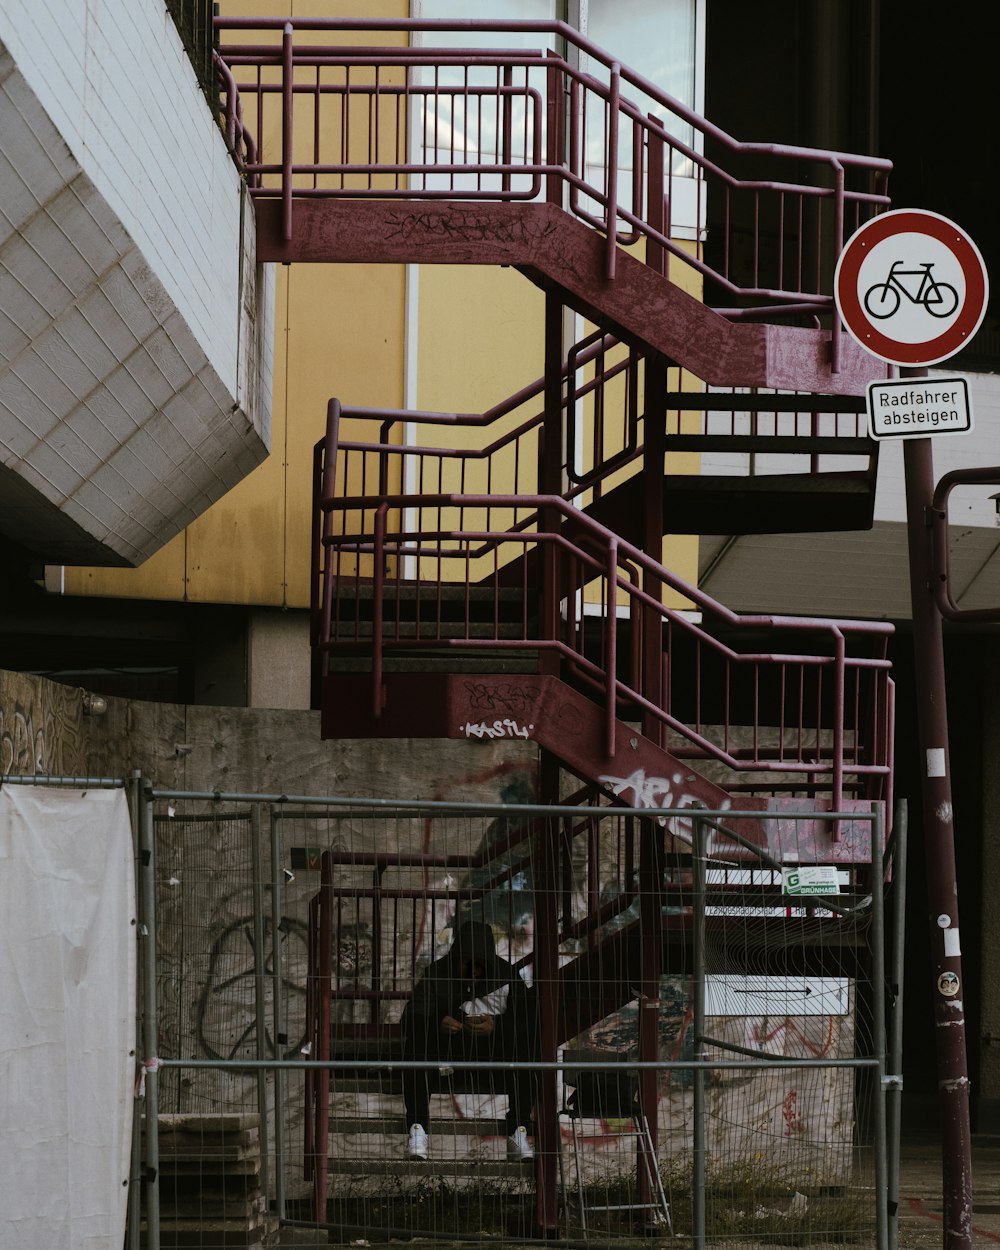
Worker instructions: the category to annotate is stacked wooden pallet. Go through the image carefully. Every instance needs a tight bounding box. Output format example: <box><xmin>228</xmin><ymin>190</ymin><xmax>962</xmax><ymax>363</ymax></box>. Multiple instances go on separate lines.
<box><xmin>144</xmin><ymin>1113</ymin><xmax>278</xmax><ymax>1248</ymax></box>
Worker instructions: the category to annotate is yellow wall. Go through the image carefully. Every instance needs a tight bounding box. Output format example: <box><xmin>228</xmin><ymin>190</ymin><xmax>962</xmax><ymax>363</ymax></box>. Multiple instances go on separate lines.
<box><xmin>64</xmin><ymin>0</ymin><xmax>410</xmax><ymax>608</ymax></box>
<box><xmin>65</xmin><ymin>5</ymin><xmax>705</xmax><ymax>610</ymax></box>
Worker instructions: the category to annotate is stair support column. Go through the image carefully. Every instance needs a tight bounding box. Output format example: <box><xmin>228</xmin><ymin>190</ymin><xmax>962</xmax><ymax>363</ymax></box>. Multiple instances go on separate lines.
<box><xmin>539</xmin><ymin>290</ymin><xmax>564</xmax><ymax>680</ymax></box>
<box><xmin>638</xmin><ymin>137</ymin><xmax>670</xmax><ymax>1196</ymax></box>
<box><xmin>534</xmin><ymin>750</ymin><xmax>563</xmax><ymax>1232</ymax></box>
<box><xmin>637</xmin><ymin>811</ymin><xmax>665</xmax><ymax>1215</ymax></box>
<box><xmin>642</xmin><ymin>122</ymin><xmax>669</xmax><ymax>751</ymax></box>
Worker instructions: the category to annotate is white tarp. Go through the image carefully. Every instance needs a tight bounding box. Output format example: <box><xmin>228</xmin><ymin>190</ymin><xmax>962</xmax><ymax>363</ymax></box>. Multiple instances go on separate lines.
<box><xmin>0</xmin><ymin>785</ymin><xmax>135</xmax><ymax>1250</ymax></box>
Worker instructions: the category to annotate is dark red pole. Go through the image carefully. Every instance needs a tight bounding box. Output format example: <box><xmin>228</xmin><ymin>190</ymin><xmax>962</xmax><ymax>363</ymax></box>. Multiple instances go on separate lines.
<box><xmin>901</xmin><ymin>375</ymin><xmax>973</xmax><ymax>1249</ymax></box>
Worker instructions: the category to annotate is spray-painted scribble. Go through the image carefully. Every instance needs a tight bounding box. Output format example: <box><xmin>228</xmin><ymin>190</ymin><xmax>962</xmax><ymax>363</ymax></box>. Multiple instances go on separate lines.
<box><xmin>195</xmin><ymin>915</ymin><xmax>309</xmax><ymax>1060</ymax></box>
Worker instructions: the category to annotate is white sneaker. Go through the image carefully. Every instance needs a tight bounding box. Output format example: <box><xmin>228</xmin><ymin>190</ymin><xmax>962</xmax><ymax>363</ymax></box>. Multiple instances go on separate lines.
<box><xmin>407</xmin><ymin>1124</ymin><xmax>428</xmax><ymax>1160</ymax></box>
<box><xmin>506</xmin><ymin>1126</ymin><xmax>534</xmax><ymax>1161</ymax></box>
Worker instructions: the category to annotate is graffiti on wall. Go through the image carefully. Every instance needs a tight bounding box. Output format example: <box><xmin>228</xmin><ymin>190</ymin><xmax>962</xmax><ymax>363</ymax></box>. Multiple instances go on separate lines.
<box><xmin>0</xmin><ymin>679</ymin><xmax>85</xmax><ymax>777</ymax></box>
<box><xmin>194</xmin><ymin>914</ymin><xmax>310</xmax><ymax>1061</ymax></box>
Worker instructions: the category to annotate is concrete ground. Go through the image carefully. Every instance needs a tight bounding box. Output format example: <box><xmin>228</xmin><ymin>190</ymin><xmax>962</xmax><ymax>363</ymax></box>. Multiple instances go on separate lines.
<box><xmin>276</xmin><ymin>1138</ymin><xmax>1000</xmax><ymax>1246</ymax></box>
<box><xmin>898</xmin><ymin>1136</ymin><xmax>1000</xmax><ymax>1247</ymax></box>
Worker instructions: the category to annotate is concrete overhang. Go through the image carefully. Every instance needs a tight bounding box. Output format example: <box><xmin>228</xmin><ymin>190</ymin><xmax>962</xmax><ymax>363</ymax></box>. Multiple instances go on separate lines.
<box><xmin>0</xmin><ymin>41</ymin><xmax>272</xmax><ymax>567</ymax></box>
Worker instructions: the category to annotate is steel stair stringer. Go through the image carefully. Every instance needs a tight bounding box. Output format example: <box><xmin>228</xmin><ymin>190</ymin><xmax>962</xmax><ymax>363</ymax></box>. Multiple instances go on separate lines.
<box><xmin>256</xmin><ymin>198</ymin><xmax>884</xmax><ymax>397</ymax></box>
<box><xmin>320</xmin><ymin>667</ymin><xmax>882</xmax><ymax>865</ymax></box>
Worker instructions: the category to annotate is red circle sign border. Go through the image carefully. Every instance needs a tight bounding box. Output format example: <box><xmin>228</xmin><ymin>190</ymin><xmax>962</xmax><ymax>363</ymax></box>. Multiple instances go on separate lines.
<box><xmin>834</xmin><ymin>209</ymin><xmax>989</xmax><ymax>366</ymax></box>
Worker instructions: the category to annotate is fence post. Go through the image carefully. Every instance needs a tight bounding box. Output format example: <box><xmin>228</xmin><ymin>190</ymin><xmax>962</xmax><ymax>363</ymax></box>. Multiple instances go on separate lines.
<box><xmin>250</xmin><ymin>802</ymin><xmax>271</xmax><ymax>1205</ymax></box>
<box><xmin>691</xmin><ymin>814</ymin><xmax>707</xmax><ymax>1250</ymax></box>
<box><xmin>128</xmin><ymin>771</ymin><xmax>143</xmax><ymax>1250</ymax></box>
<box><xmin>871</xmin><ymin>803</ymin><xmax>891</xmax><ymax>1250</ymax></box>
<box><xmin>139</xmin><ymin>780</ymin><xmax>161</xmax><ymax>1250</ymax></box>
<box><xmin>886</xmin><ymin>801</ymin><xmax>908</xmax><ymax>1250</ymax></box>
<box><xmin>269</xmin><ymin>805</ymin><xmax>288</xmax><ymax>1222</ymax></box>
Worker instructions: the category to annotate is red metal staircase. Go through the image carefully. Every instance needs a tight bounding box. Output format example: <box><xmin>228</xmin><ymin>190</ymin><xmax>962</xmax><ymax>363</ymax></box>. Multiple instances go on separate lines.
<box><xmin>215</xmin><ymin>16</ymin><xmax>896</xmax><ymax>1233</ymax></box>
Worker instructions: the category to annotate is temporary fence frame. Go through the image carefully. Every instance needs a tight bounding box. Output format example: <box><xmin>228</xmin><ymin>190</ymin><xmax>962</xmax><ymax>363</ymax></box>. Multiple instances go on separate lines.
<box><xmin>1</xmin><ymin>776</ymin><xmax>903</xmax><ymax>1250</ymax></box>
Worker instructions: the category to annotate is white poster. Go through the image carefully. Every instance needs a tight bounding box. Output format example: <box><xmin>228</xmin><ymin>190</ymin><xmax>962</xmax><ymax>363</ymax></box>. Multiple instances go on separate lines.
<box><xmin>0</xmin><ymin>785</ymin><xmax>136</xmax><ymax>1250</ymax></box>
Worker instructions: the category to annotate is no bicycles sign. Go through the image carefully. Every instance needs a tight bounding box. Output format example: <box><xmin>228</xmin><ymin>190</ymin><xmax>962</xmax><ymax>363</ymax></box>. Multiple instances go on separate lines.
<box><xmin>834</xmin><ymin>208</ymin><xmax>989</xmax><ymax>367</ymax></box>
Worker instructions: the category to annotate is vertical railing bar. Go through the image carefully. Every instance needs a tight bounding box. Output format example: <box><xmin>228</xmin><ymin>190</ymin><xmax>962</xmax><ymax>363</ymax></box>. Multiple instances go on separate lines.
<box><xmin>342</xmin><ymin>63</ymin><xmax>350</xmax><ymax>192</ymax></box>
<box><xmin>281</xmin><ymin>22</ymin><xmax>293</xmax><ymax>241</ymax></box>
<box><xmin>605</xmin><ymin>538</ymin><xmax>618</xmax><ymax>755</ymax></box>
<box><xmin>831</xmin><ymin>161</ymin><xmax>845</xmax><ymax>373</ymax></box>
<box><xmin>256</xmin><ymin>63</ymin><xmax>264</xmax><ymax>183</ymax></box>
<box><xmin>568</xmin><ymin>76</ymin><xmax>580</xmax><ymax>217</ymax></box>
<box><xmin>778</xmin><ymin>191</ymin><xmax>785</xmax><ymax>291</ymax></box>
<box><xmin>372</xmin><ymin>505</ymin><xmax>386</xmax><ymax>717</ymax></box>
<box><xmin>312</xmin><ymin>63</ymin><xmax>320</xmax><ymax>190</ymax></box>
<box><xmin>797</xmin><ymin>193</ymin><xmax>805</xmax><ymax>294</ymax></box>
<box><xmin>502</xmin><ymin>65</ymin><xmax>513</xmax><ymax>193</ymax></box>
<box><xmin>545</xmin><ymin>51</ymin><xmax>563</xmax><ymax>207</ymax></box>
<box><xmin>832</xmin><ymin>632</ymin><xmax>846</xmax><ymax>837</ymax></box>
<box><xmin>605</xmin><ymin>61</ymin><xmax>620</xmax><ymax>279</ymax></box>
<box><xmin>372</xmin><ymin>62</ymin><xmax>380</xmax><ymax>191</ymax></box>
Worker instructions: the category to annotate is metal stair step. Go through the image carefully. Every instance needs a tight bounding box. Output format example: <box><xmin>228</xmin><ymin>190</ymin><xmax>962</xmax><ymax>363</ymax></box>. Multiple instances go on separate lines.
<box><xmin>328</xmin><ymin>1116</ymin><xmax>508</xmax><ymax>1135</ymax></box>
<box><xmin>335</xmin><ymin>654</ymin><xmax>539</xmax><ymax>675</ymax></box>
<box><xmin>666</xmin><ymin>433</ymin><xmax>874</xmax><ymax>455</ymax></box>
<box><xmin>332</xmin><ymin>621</ymin><xmax>531</xmax><ymax>640</ymax></box>
<box><xmin>323</xmin><ymin>1158</ymin><xmax>532</xmax><ymax>1178</ymax></box>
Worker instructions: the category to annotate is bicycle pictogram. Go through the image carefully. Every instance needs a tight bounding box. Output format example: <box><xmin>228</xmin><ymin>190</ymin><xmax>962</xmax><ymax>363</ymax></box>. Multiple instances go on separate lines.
<box><xmin>863</xmin><ymin>261</ymin><xmax>959</xmax><ymax>321</ymax></box>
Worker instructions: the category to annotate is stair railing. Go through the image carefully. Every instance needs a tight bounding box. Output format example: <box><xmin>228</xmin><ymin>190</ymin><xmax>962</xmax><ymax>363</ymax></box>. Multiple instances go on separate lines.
<box><xmin>303</xmin><ymin>784</ymin><xmax>641</xmax><ymax>1181</ymax></box>
<box><xmin>215</xmin><ymin>16</ymin><xmax>891</xmax><ymax>312</ymax></box>
<box><xmin>316</xmin><ymin>490</ymin><xmax>894</xmax><ymax>805</ymax></box>
<box><xmin>310</xmin><ymin>365</ymin><xmax>875</xmax><ymax>655</ymax></box>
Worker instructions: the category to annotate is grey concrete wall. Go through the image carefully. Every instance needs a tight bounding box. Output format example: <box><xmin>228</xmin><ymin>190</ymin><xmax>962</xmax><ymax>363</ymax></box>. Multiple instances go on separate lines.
<box><xmin>83</xmin><ymin>695</ymin><xmax>538</xmax><ymax>799</ymax></box>
<box><xmin>247</xmin><ymin>609</ymin><xmax>311</xmax><ymax>711</ymax></box>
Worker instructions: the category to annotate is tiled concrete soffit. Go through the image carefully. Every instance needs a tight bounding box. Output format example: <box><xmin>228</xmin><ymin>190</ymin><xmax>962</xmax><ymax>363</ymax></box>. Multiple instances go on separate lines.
<box><xmin>0</xmin><ymin>42</ymin><xmax>270</xmax><ymax>566</ymax></box>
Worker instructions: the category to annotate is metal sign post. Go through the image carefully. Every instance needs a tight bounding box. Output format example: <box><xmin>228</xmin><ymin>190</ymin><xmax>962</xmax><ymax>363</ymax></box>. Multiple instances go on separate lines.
<box><xmin>836</xmin><ymin>212</ymin><xmax>988</xmax><ymax>1250</ymax></box>
<box><xmin>901</xmin><ymin>403</ymin><xmax>973</xmax><ymax>1250</ymax></box>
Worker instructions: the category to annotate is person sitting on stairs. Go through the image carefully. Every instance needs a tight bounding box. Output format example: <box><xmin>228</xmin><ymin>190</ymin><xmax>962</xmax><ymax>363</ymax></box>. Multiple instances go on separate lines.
<box><xmin>401</xmin><ymin>919</ymin><xmax>536</xmax><ymax>1161</ymax></box>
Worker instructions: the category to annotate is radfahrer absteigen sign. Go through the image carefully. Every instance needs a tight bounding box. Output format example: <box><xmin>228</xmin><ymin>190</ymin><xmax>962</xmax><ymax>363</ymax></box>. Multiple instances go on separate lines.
<box><xmin>834</xmin><ymin>208</ymin><xmax>988</xmax><ymax>439</ymax></box>
<box><xmin>866</xmin><ymin>376</ymin><xmax>972</xmax><ymax>441</ymax></box>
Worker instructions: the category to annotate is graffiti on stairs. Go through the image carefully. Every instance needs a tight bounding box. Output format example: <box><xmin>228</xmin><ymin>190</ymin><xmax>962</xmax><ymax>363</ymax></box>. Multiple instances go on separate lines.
<box><xmin>461</xmin><ymin>718</ymin><xmax>534</xmax><ymax>740</ymax></box>
<box><xmin>599</xmin><ymin>766</ymin><xmax>731</xmax><ymax>842</ymax></box>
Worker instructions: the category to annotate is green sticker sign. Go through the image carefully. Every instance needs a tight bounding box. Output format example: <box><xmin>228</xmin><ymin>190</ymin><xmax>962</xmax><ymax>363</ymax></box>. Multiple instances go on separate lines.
<box><xmin>782</xmin><ymin>866</ymin><xmax>841</xmax><ymax>897</ymax></box>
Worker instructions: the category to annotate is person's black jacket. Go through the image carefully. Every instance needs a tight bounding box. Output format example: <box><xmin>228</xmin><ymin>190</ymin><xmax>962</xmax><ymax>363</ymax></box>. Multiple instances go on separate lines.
<box><xmin>401</xmin><ymin>920</ymin><xmax>535</xmax><ymax>1055</ymax></box>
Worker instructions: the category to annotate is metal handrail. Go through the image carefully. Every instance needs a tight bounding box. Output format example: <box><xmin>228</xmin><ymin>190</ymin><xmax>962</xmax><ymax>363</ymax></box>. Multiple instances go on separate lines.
<box><xmin>317</xmin><ymin>491</ymin><xmax>894</xmax><ymax>796</ymax></box>
<box><xmin>214</xmin><ymin>16</ymin><xmax>891</xmax><ymax>309</ymax></box>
